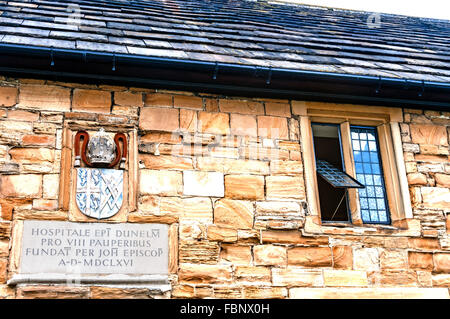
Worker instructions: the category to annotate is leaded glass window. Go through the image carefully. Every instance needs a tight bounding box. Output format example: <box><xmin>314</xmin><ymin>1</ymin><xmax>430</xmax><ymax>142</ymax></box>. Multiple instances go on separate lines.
<box><xmin>351</xmin><ymin>126</ymin><xmax>390</xmax><ymax>224</ymax></box>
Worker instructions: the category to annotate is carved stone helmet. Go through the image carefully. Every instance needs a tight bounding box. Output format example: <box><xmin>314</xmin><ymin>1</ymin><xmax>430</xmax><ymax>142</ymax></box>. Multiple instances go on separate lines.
<box><xmin>86</xmin><ymin>128</ymin><xmax>116</xmax><ymax>165</ymax></box>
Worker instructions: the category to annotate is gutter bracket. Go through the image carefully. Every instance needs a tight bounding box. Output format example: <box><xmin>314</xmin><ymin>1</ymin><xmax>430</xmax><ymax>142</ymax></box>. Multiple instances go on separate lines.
<box><xmin>212</xmin><ymin>62</ymin><xmax>219</xmax><ymax>80</ymax></box>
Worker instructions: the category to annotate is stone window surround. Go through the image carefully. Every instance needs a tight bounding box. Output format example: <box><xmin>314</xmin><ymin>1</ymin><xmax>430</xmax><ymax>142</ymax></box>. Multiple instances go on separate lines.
<box><xmin>295</xmin><ymin>101</ymin><xmax>419</xmax><ymax>237</ymax></box>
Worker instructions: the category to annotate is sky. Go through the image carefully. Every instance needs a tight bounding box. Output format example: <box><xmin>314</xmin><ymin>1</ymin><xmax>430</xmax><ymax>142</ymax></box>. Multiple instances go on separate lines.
<box><xmin>277</xmin><ymin>0</ymin><xmax>450</xmax><ymax>20</ymax></box>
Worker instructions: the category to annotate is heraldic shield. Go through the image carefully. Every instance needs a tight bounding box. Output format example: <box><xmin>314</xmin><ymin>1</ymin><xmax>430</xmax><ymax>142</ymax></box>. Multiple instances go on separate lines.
<box><xmin>74</xmin><ymin>129</ymin><xmax>127</xmax><ymax>220</ymax></box>
<box><xmin>76</xmin><ymin>168</ymin><xmax>123</xmax><ymax>220</ymax></box>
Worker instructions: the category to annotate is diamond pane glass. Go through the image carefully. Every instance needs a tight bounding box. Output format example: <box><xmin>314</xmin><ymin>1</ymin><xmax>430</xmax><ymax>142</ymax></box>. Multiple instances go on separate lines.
<box><xmin>351</xmin><ymin>126</ymin><xmax>390</xmax><ymax>224</ymax></box>
<box><xmin>316</xmin><ymin>160</ymin><xmax>364</xmax><ymax>188</ymax></box>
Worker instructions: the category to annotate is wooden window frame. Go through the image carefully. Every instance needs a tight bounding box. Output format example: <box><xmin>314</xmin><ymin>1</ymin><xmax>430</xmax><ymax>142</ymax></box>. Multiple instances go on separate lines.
<box><xmin>296</xmin><ymin>101</ymin><xmax>418</xmax><ymax>236</ymax></box>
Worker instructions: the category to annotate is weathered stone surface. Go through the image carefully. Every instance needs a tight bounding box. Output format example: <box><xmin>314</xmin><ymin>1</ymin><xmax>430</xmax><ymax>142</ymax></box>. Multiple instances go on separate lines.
<box><xmin>433</xmin><ymin>253</ymin><xmax>450</xmax><ymax>273</ymax></box>
<box><xmin>230</xmin><ymin>113</ymin><xmax>257</xmax><ymax>137</ymax></box>
<box><xmin>257</xmin><ymin>116</ymin><xmax>289</xmax><ymax>139</ymax></box>
<box><xmin>72</xmin><ymin>89</ymin><xmax>111</xmax><ymax>113</ymax></box>
<box><xmin>288</xmin><ymin>247</ymin><xmax>332</xmax><ymax>267</ymax></box>
<box><xmin>235</xmin><ymin>266</ymin><xmax>271</xmax><ymax>284</ymax></box>
<box><xmin>368</xmin><ymin>270</ymin><xmax>418</xmax><ymax>287</ymax></box>
<box><xmin>9</xmin><ymin>148</ymin><xmax>54</xmax><ymax>162</ymax></box>
<box><xmin>289</xmin><ymin>287</ymin><xmax>449</xmax><ymax>299</ymax></box>
<box><xmin>408</xmin><ymin>238</ymin><xmax>440</xmax><ymax>250</ymax></box>
<box><xmin>21</xmin><ymin>135</ymin><xmax>55</xmax><ymax>147</ymax></box>
<box><xmin>178</xmin><ymin>263</ymin><xmax>232</xmax><ymax>284</ymax></box>
<box><xmin>224</xmin><ymin>175</ymin><xmax>264</xmax><ymax>200</ymax></box>
<box><xmin>262</xmin><ymin>230</ymin><xmax>328</xmax><ymax>245</ymax></box>
<box><xmin>407</xmin><ymin>173</ymin><xmax>428</xmax><ymax>185</ymax></box>
<box><xmin>91</xmin><ymin>287</ymin><xmax>152</xmax><ymax>299</ymax></box>
<box><xmin>270</xmin><ymin>160</ymin><xmax>303</xmax><ymax>175</ymax></box>
<box><xmin>174</xmin><ymin>95</ymin><xmax>203</xmax><ymax>110</ymax></box>
<box><xmin>0</xmin><ymin>174</ymin><xmax>42</xmax><ymax>198</ymax></box>
<box><xmin>266</xmin><ymin>176</ymin><xmax>305</xmax><ymax>199</ymax></box>
<box><xmin>179</xmin><ymin>109</ymin><xmax>197</xmax><ymax>133</ymax></box>
<box><xmin>16</xmin><ymin>286</ymin><xmax>90</xmax><ymax>299</ymax></box>
<box><xmin>18</xmin><ymin>85</ymin><xmax>70</xmax><ymax>111</ymax></box>
<box><xmin>323</xmin><ymin>270</ymin><xmax>368</xmax><ymax>287</ymax></box>
<box><xmin>0</xmin><ymin>86</ymin><xmax>18</xmax><ymax>106</ymax></box>
<box><xmin>434</xmin><ymin>173</ymin><xmax>450</xmax><ymax>188</ymax></box>
<box><xmin>353</xmin><ymin>248</ymin><xmax>380</xmax><ymax>271</ymax></box>
<box><xmin>410</xmin><ymin>124</ymin><xmax>448</xmax><ymax>146</ymax></box>
<box><xmin>265</xmin><ymin>102</ymin><xmax>291</xmax><ymax>117</ymax></box>
<box><xmin>139</xmin><ymin>170</ymin><xmax>182</xmax><ymax>196</ymax></box>
<box><xmin>140</xmin><ymin>154</ymin><xmax>193</xmax><ymax>170</ymax></box>
<box><xmin>214</xmin><ymin>199</ymin><xmax>253</xmax><ymax>229</ymax></box>
<box><xmin>197</xmin><ymin>157</ymin><xmax>270</xmax><ymax>175</ymax></box>
<box><xmin>114</xmin><ymin>91</ymin><xmax>143</xmax><ymax>107</ymax></box>
<box><xmin>32</xmin><ymin>199</ymin><xmax>58</xmax><ymax>210</ymax></box>
<box><xmin>421</xmin><ymin>187</ymin><xmax>450</xmax><ymax>209</ymax></box>
<box><xmin>219</xmin><ymin>99</ymin><xmax>264</xmax><ymax>115</ymax></box>
<box><xmin>332</xmin><ymin>246</ymin><xmax>353</xmax><ymax>270</ymax></box>
<box><xmin>242</xmin><ymin>287</ymin><xmax>287</xmax><ymax>299</ymax></box>
<box><xmin>144</xmin><ymin>93</ymin><xmax>172</xmax><ymax>107</ymax></box>
<box><xmin>183</xmin><ymin>171</ymin><xmax>224</xmax><ymax>197</ymax></box>
<box><xmin>139</xmin><ymin>107</ymin><xmax>179</xmax><ymax>132</ymax></box>
<box><xmin>432</xmin><ymin>274</ymin><xmax>450</xmax><ymax>287</ymax></box>
<box><xmin>272</xmin><ymin>268</ymin><xmax>323</xmax><ymax>287</ymax></box>
<box><xmin>240</xmin><ymin>145</ymin><xmax>290</xmax><ymax>161</ymax></box>
<box><xmin>379</xmin><ymin>250</ymin><xmax>408</xmax><ymax>270</ymax></box>
<box><xmin>253</xmin><ymin>245</ymin><xmax>287</xmax><ymax>266</ymax></box>
<box><xmin>179</xmin><ymin>240</ymin><xmax>220</xmax><ymax>264</ymax></box>
<box><xmin>220</xmin><ymin>244</ymin><xmax>252</xmax><ymax>265</ymax></box>
<box><xmin>198</xmin><ymin>112</ymin><xmax>230</xmax><ymax>135</ymax></box>
<box><xmin>408</xmin><ymin>252</ymin><xmax>433</xmax><ymax>271</ymax></box>
<box><xmin>207</xmin><ymin>225</ymin><xmax>237</xmax><ymax>242</ymax></box>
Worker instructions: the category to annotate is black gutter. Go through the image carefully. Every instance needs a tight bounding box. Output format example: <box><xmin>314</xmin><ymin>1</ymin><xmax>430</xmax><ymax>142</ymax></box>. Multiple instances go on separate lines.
<box><xmin>0</xmin><ymin>44</ymin><xmax>449</xmax><ymax>111</ymax></box>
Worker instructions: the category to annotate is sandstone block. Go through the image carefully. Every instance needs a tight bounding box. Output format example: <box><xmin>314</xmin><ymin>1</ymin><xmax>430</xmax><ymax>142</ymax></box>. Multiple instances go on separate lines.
<box><xmin>230</xmin><ymin>113</ymin><xmax>257</xmax><ymax>137</ymax></box>
<box><xmin>407</xmin><ymin>173</ymin><xmax>427</xmax><ymax>185</ymax></box>
<box><xmin>21</xmin><ymin>135</ymin><xmax>55</xmax><ymax>147</ymax></box>
<box><xmin>224</xmin><ymin>174</ymin><xmax>264</xmax><ymax>200</ymax></box>
<box><xmin>253</xmin><ymin>245</ymin><xmax>287</xmax><ymax>266</ymax></box>
<box><xmin>408</xmin><ymin>252</ymin><xmax>433</xmax><ymax>271</ymax></box>
<box><xmin>333</xmin><ymin>246</ymin><xmax>353</xmax><ymax>270</ymax></box>
<box><xmin>353</xmin><ymin>248</ymin><xmax>380</xmax><ymax>271</ymax></box>
<box><xmin>265</xmin><ymin>102</ymin><xmax>291</xmax><ymax>117</ymax></box>
<box><xmin>179</xmin><ymin>109</ymin><xmax>197</xmax><ymax>133</ymax></box>
<box><xmin>32</xmin><ymin>199</ymin><xmax>58</xmax><ymax>211</ymax></box>
<box><xmin>432</xmin><ymin>274</ymin><xmax>450</xmax><ymax>287</ymax></box>
<box><xmin>242</xmin><ymin>287</ymin><xmax>287</xmax><ymax>299</ymax></box>
<box><xmin>272</xmin><ymin>268</ymin><xmax>323</xmax><ymax>287</ymax></box>
<box><xmin>91</xmin><ymin>287</ymin><xmax>151</xmax><ymax>299</ymax></box>
<box><xmin>434</xmin><ymin>173</ymin><xmax>450</xmax><ymax>188</ymax></box>
<box><xmin>9</xmin><ymin>148</ymin><xmax>54</xmax><ymax>162</ymax></box>
<box><xmin>421</xmin><ymin>187</ymin><xmax>450</xmax><ymax>209</ymax></box>
<box><xmin>18</xmin><ymin>85</ymin><xmax>70</xmax><ymax>111</ymax></box>
<box><xmin>257</xmin><ymin>116</ymin><xmax>289</xmax><ymax>140</ymax></box>
<box><xmin>261</xmin><ymin>230</ymin><xmax>328</xmax><ymax>245</ymax></box>
<box><xmin>207</xmin><ymin>225</ymin><xmax>237</xmax><ymax>242</ymax></box>
<box><xmin>179</xmin><ymin>240</ymin><xmax>219</xmax><ymax>264</ymax></box>
<box><xmin>379</xmin><ymin>250</ymin><xmax>408</xmax><ymax>270</ymax></box>
<box><xmin>323</xmin><ymin>270</ymin><xmax>368</xmax><ymax>287</ymax></box>
<box><xmin>139</xmin><ymin>107</ymin><xmax>179</xmax><ymax>132</ymax></box>
<box><xmin>183</xmin><ymin>171</ymin><xmax>224</xmax><ymax>197</ymax></box>
<box><xmin>177</xmin><ymin>197</ymin><xmax>213</xmax><ymax>223</ymax></box>
<box><xmin>178</xmin><ymin>263</ymin><xmax>232</xmax><ymax>284</ymax></box>
<box><xmin>368</xmin><ymin>270</ymin><xmax>417</xmax><ymax>287</ymax></box>
<box><xmin>197</xmin><ymin>157</ymin><xmax>270</xmax><ymax>175</ymax></box>
<box><xmin>270</xmin><ymin>160</ymin><xmax>303</xmax><ymax>175</ymax></box>
<box><xmin>408</xmin><ymin>238</ymin><xmax>440</xmax><ymax>250</ymax></box>
<box><xmin>266</xmin><ymin>175</ymin><xmax>305</xmax><ymax>199</ymax></box>
<box><xmin>0</xmin><ymin>86</ymin><xmax>18</xmax><ymax>106</ymax></box>
<box><xmin>410</xmin><ymin>124</ymin><xmax>448</xmax><ymax>146</ymax></box>
<box><xmin>140</xmin><ymin>154</ymin><xmax>193</xmax><ymax>170</ymax></box>
<box><xmin>144</xmin><ymin>93</ymin><xmax>172</xmax><ymax>107</ymax></box>
<box><xmin>288</xmin><ymin>247</ymin><xmax>332</xmax><ymax>267</ymax></box>
<box><xmin>114</xmin><ymin>91</ymin><xmax>143</xmax><ymax>107</ymax></box>
<box><xmin>174</xmin><ymin>95</ymin><xmax>203</xmax><ymax>110</ymax></box>
<box><xmin>220</xmin><ymin>244</ymin><xmax>252</xmax><ymax>265</ymax></box>
<box><xmin>72</xmin><ymin>89</ymin><xmax>111</xmax><ymax>113</ymax></box>
<box><xmin>235</xmin><ymin>266</ymin><xmax>271</xmax><ymax>284</ymax></box>
<box><xmin>0</xmin><ymin>174</ymin><xmax>42</xmax><ymax>198</ymax></box>
<box><xmin>433</xmin><ymin>253</ymin><xmax>450</xmax><ymax>273</ymax></box>
<box><xmin>214</xmin><ymin>199</ymin><xmax>253</xmax><ymax>229</ymax></box>
<box><xmin>198</xmin><ymin>111</ymin><xmax>230</xmax><ymax>135</ymax></box>
<box><xmin>219</xmin><ymin>99</ymin><xmax>264</xmax><ymax>115</ymax></box>
<box><xmin>139</xmin><ymin>170</ymin><xmax>182</xmax><ymax>196</ymax></box>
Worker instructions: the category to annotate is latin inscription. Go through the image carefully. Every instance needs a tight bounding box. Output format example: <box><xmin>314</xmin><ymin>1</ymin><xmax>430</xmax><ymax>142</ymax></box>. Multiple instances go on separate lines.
<box><xmin>20</xmin><ymin>221</ymin><xmax>169</xmax><ymax>275</ymax></box>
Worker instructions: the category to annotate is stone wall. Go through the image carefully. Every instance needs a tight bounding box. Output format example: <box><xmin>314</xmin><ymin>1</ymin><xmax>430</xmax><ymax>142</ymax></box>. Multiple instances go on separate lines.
<box><xmin>0</xmin><ymin>77</ymin><xmax>449</xmax><ymax>299</ymax></box>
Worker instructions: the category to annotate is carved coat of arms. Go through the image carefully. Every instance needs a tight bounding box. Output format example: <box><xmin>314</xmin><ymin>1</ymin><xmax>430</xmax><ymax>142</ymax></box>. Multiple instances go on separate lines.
<box><xmin>74</xmin><ymin>129</ymin><xmax>127</xmax><ymax>220</ymax></box>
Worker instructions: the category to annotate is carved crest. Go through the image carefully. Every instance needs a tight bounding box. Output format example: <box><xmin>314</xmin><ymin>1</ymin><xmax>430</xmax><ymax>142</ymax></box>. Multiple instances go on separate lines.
<box><xmin>73</xmin><ymin>129</ymin><xmax>127</xmax><ymax>219</ymax></box>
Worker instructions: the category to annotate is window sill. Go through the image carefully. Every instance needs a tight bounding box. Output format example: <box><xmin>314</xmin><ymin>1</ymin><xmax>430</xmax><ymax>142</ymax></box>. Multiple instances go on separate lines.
<box><xmin>303</xmin><ymin>216</ymin><xmax>421</xmax><ymax>237</ymax></box>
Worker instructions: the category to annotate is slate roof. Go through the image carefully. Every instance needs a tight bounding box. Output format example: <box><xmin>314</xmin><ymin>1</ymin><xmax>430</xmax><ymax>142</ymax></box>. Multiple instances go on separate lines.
<box><xmin>0</xmin><ymin>0</ymin><xmax>450</xmax><ymax>83</ymax></box>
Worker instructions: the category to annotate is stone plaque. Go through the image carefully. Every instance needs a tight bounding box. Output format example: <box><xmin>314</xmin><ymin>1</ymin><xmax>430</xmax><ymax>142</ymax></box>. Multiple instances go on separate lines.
<box><xmin>10</xmin><ymin>220</ymin><xmax>170</xmax><ymax>289</ymax></box>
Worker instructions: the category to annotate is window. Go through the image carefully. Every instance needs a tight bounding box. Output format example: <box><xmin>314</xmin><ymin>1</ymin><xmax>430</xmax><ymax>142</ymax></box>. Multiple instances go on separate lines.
<box><xmin>297</xmin><ymin>101</ymin><xmax>413</xmax><ymax>232</ymax></box>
